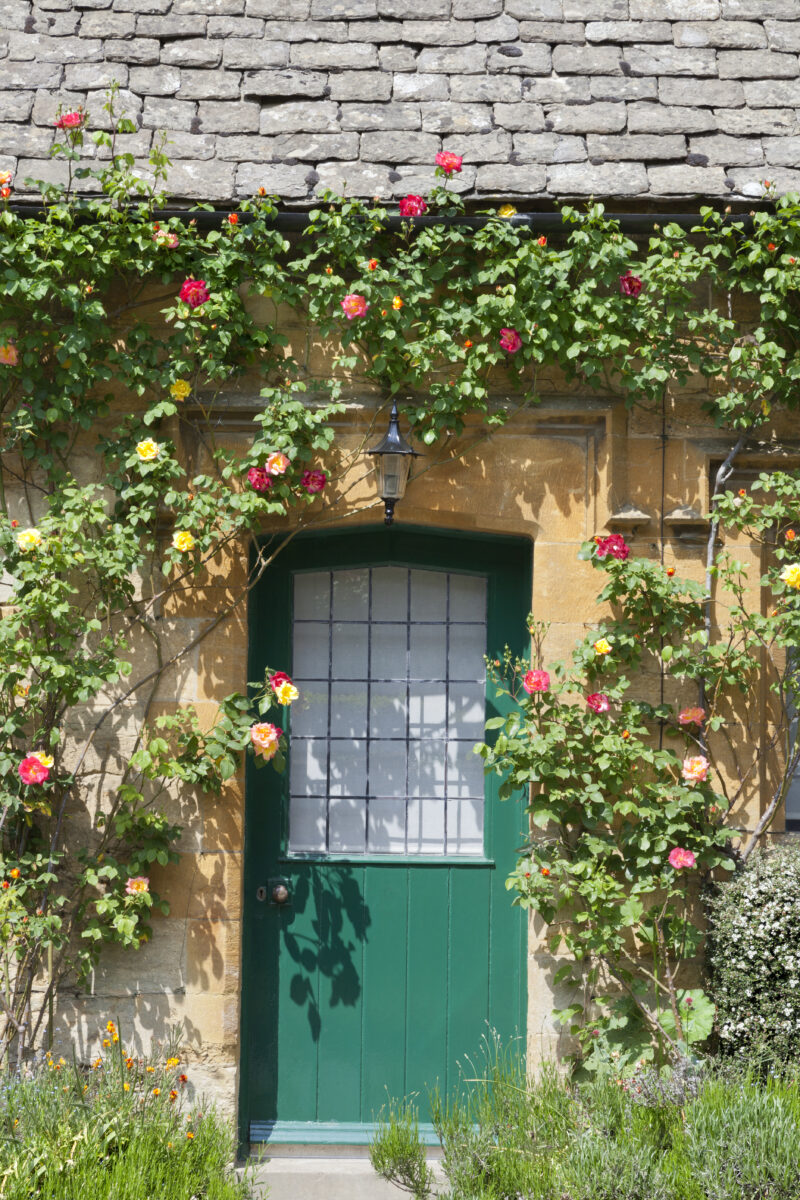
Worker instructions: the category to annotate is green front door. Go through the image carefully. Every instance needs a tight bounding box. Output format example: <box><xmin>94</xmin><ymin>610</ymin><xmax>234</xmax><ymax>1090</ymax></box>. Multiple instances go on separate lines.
<box><xmin>241</xmin><ymin>527</ymin><xmax>530</xmax><ymax>1144</ymax></box>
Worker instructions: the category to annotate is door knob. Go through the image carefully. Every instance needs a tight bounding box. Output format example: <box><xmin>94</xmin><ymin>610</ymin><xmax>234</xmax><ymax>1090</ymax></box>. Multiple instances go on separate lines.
<box><xmin>271</xmin><ymin>883</ymin><xmax>290</xmax><ymax>905</ymax></box>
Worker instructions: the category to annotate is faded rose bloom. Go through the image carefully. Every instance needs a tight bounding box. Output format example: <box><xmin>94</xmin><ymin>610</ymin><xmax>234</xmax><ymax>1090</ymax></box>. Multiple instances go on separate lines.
<box><xmin>301</xmin><ymin>469</ymin><xmax>327</xmax><ymax>494</ymax></box>
<box><xmin>247</xmin><ymin>467</ymin><xmax>273</xmax><ymax>493</ymax></box>
<box><xmin>668</xmin><ymin>847</ymin><xmax>696</xmax><ymax>870</ymax></box>
<box><xmin>172</xmin><ymin>530</ymin><xmax>195</xmax><ymax>553</ymax></box>
<box><xmin>435</xmin><ymin>151</ymin><xmax>462</xmax><ymax>175</ymax></box>
<box><xmin>266</xmin><ymin>452</ymin><xmax>290</xmax><ymax>476</ymax></box>
<box><xmin>780</xmin><ymin>563</ymin><xmax>800</xmax><ymax>590</ymax></box>
<box><xmin>54</xmin><ymin>111</ymin><xmax>83</xmax><ymax>130</ymax></box>
<box><xmin>619</xmin><ymin>271</ymin><xmax>643</xmax><ymax>297</ymax></box>
<box><xmin>18</xmin><ymin>757</ymin><xmax>50</xmax><ymax>784</ymax></box>
<box><xmin>341</xmin><ymin>294</ymin><xmax>369</xmax><ymax>320</ymax></box>
<box><xmin>682</xmin><ymin>755</ymin><xmax>709</xmax><ymax>784</ymax></box>
<box><xmin>0</xmin><ymin>344</ymin><xmax>18</xmax><ymax>366</ymax></box>
<box><xmin>398</xmin><ymin>194</ymin><xmax>427</xmax><ymax>217</ymax></box>
<box><xmin>593</xmin><ymin>637</ymin><xmax>612</xmax><ymax>655</ymax></box>
<box><xmin>250</xmin><ymin>722</ymin><xmax>282</xmax><ymax>761</ymax></box>
<box><xmin>586</xmin><ymin>693</ymin><xmax>610</xmax><ymax>714</ymax></box>
<box><xmin>499</xmin><ymin>328</ymin><xmax>522</xmax><ymax>354</ymax></box>
<box><xmin>595</xmin><ymin>534</ymin><xmax>630</xmax><ymax>561</ymax></box>
<box><xmin>523</xmin><ymin>669</ymin><xmax>550</xmax><ymax>694</ymax></box>
<box><xmin>125</xmin><ymin>876</ymin><xmax>150</xmax><ymax>895</ymax></box>
<box><xmin>678</xmin><ymin>706</ymin><xmax>705</xmax><ymax>726</ymax></box>
<box><xmin>179</xmin><ymin>279</ymin><xmax>210</xmax><ymax>308</ymax></box>
<box><xmin>153</xmin><ymin>230</ymin><xmax>179</xmax><ymax>249</ymax></box>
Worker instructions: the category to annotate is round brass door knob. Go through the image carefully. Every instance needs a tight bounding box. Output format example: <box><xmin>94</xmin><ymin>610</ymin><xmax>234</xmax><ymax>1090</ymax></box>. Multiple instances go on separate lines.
<box><xmin>271</xmin><ymin>884</ymin><xmax>290</xmax><ymax>904</ymax></box>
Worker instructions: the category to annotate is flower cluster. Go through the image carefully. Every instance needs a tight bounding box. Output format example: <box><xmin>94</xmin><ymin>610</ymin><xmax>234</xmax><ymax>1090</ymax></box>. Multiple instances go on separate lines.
<box><xmin>594</xmin><ymin>534</ymin><xmax>630</xmax><ymax>561</ymax></box>
<box><xmin>270</xmin><ymin>671</ymin><xmax>299</xmax><ymax>706</ymax></box>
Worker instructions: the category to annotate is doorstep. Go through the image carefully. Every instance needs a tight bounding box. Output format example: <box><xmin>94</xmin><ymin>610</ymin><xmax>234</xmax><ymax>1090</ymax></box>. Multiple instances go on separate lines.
<box><xmin>244</xmin><ymin>1143</ymin><xmax>445</xmax><ymax>1200</ymax></box>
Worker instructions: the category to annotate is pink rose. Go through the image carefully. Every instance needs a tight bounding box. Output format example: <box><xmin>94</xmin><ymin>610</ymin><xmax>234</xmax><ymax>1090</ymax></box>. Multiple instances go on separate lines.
<box><xmin>678</xmin><ymin>706</ymin><xmax>705</xmax><ymax>726</ymax></box>
<box><xmin>54</xmin><ymin>111</ymin><xmax>83</xmax><ymax>130</ymax></box>
<box><xmin>435</xmin><ymin>151</ymin><xmax>463</xmax><ymax>175</ymax></box>
<box><xmin>0</xmin><ymin>344</ymin><xmax>18</xmax><ymax>366</ymax></box>
<box><xmin>153</xmin><ymin>230</ymin><xmax>179</xmax><ymax>249</ymax></box>
<box><xmin>682</xmin><ymin>755</ymin><xmax>709</xmax><ymax>784</ymax></box>
<box><xmin>668</xmin><ymin>847</ymin><xmax>696</xmax><ymax>870</ymax></box>
<box><xmin>179</xmin><ymin>279</ymin><xmax>210</xmax><ymax>308</ymax></box>
<box><xmin>586</xmin><ymin>693</ymin><xmax>610</xmax><ymax>714</ymax></box>
<box><xmin>266</xmin><ymin>452</ymin><xmax>289</xmax><ymax>476</ymax></box>
<box><xmin>523</xmin><ymin>669</ymin><xmax>550</xmax><ymax>694</ymax></box>
<box><xmin>340</xmin><ymin>293</ymin><xmax>369</xmax><ymax>320</ymax></box>
<box><xmin>301</xmin><ymin>469</ymin><xmax>327</xmax><ymax>494</ymax></box>
<box><xmin>247</xmin><ymin>467</ymin><xmax>273</xmax><ymax>493</ymax></box>
<box><xmin>595</xmin><ymin>534</ymin><xmax>630</xmax><ymax>561</ymax></box>
<box><xmin>619</xmin><ymin>271</ymin><xmax>643</xmax><ymax>297</ymax></box>
<box><xmin>398</xmin><ymin>194</ymin><xmax>428</xmax><ymax>217</ymax></box>
<box><xmin>499</xmin><ymin>328</ymin><xmax>522</xmax><ymax>354</ymax></box>
<box><xmin>18</xmin><ymin>756</ymin><xmax>49</xmax><ymax>785</ymax></box>
<box><xmin>125</xmin><ymin>876</ymin><xmax>150</xmax><ymax>895</ymax></box>
<box><xmin>250</xmin><ymin>722</ymin><xmax>282</xmax><ymax>761</ymax></box>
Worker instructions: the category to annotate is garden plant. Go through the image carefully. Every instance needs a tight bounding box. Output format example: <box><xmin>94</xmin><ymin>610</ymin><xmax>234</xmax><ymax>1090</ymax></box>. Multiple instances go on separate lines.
<box><xmin>2</xmin><ymin>89</ymin><xmax>800</xmax><ymax>1075</ymax></box>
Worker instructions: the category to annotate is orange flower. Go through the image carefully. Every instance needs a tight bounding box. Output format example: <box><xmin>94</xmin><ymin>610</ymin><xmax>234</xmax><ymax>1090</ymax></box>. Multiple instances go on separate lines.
<box><xmin>1</xmin><ymin>882</ymin><xmax>9</xmax><ymax>890</ymax></box>
<box><xmin>768</xmin><ymin>242</ymin><xmax>777</xmax><ymax>251</ymax></box>
<box><xmin>152</xmin><ymin>1087</ymin><xmax>161</xmax><ymax>1096</ymax></box>
<box><xmin>392</xmin><ymin>295</ymin><xmax>403</xmax><ymax>309</ymax></box>
<box><xmin>622</xmin><ymin>730</ymin><xmax>630</xmax><ymax>740</ymax></box>
<box><xmin>787</xmin><ymin>530</ymin><xmax>796</xmax><ymax>541</ymax></box>
<box><xmin>541</xmin><ymin>867</ymin><xmax>550</xmax><ymax>876</ymax></box>
<box><xmin>258</xmin><ymin>186</ymin><xmax>266</xmax><ymax>196</ymax></box>
<box><xmin>123</xmin><ymin>1082</ymin><xmax>130</xmax><ymax>1091</ymax></box>
<box><xmin>187</xmin><ymin>1131</ymin><xmax>195</xmax><ymax>1140</ymax></box>
<box><xmin>368</xmin><ymin>259</ymin><xmax>378</xmax><ymax>270</ymax></box>
<box><xmin>126</xmin><ymin>1058</ymin><xmax>134</xmax><ymax>1069</ymax></box>
<box><xmin>666</xmin><ymin>567</ymin><xmax>675</xmax><ymax>577</ymax></box>
<box><xmin>325</xmin><ymin>267</ymin><xmax>332</xmax><ymax>275</ymax></box>
<box><xmin>228</xmin><ymin>213</ymin><xmax>238</xmax><ymax>225</ymax></box>
<box><xmin>170</xmin><ymin>1089</ymin><xmax>178</xmax><ymax>1101</ymax></box>
<box><xmin>738</xmin><ymin>488</ymin><xmax>746</xmax><ymax>497</ymax></box>
<box><xmin>537</xmin><ymin>236</ymin><xmax>547</xmax><ymax>247</ymax></box>
<box><xmin>179</xmin><ymin>1073</ymin><xmax>188</xmax><ymax>1084</ymax></box>
<box><xmin>464</xmin><ymin>339</ymin><xmax>473</xmax><ymax>348</ymax></box>
<box><xmin>9</xmin><ymin>869</ymin><xmax>19</xmax><ymax>880</ymax></box>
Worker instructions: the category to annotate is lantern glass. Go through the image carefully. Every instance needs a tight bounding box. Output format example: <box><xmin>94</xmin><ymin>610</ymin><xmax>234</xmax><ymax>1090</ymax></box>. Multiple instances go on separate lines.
<box><xmin>377</xmin><ymin>453</ymin><xmax>412</xmax><ymax>501</ymax></box>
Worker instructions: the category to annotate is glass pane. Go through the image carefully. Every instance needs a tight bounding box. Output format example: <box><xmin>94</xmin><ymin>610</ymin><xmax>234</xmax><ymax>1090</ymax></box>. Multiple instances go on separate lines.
<box><xmin>369</xmin><ymin>740</ymin><xmax>407</xmax><ymax>796</ymax></box>
<box><xmin>446</xmin><ymin>798</ymin><xmax>484</xmax><ymax>855</ymax></box>
<box><xmin>294</xmin><ymin>572</ymin><xmax>330</xmax><ymax>620</ymax></box>
<box><xmin>290</xmin><ymin>738</ymin><xmax>328</xmax><ymax>796</ymax></box>
<box><xmin>368</xmin><ymin>797</ymin><xmax>406</xmax><ymax>853</ymax></box>
<box><xmin>330</xmin><ymin>681</ymin><xmax>367</xmax><ymax>738</ymax></box>
<box><xmin>332</xmin><ymin>569</ymin><xmax>369</xmax><ymax>620</ymax></box>
<box><xmin>328</xmin><ymin>738</ymin><xmax>367</xmax><ymax>796</ymax></box>
<box><xmin>407</xmin><ymin>798</ymin><xmax>445</xmax><ymax>854</ymax></box>
<box><xmin>410</xmin><ymin>624</ymin><xmax>447</xmax><ymax>680</ymax></box>
<box><xmin>331</xmin><ymin>622</ymin><xmax>369</xmax><ymax>680</ymax></box>
<box><xmin>329</xmin><ymin>797</ymin><xmax>367</xmax><ymax>853</ymax></box>
<box><xmin>289</xmin><ymin>796</ymin><xmax>327</xmax><ymax>852</ymax></box>
<box><xmin>291</xmin><ymin>681</ymin><xmax>328</xmax><ymax>737</ymax></box>
<box><xmin>372</xmin><ymin>567</ymin><xmax>408</xmax><ymax>621</ymax></box>
<box><xmin>448</xmin><ymin>682</ymin><xmax>485</xmax><ymax>740</ymax></box>
<box><xmin>447</xmin><ymin>740</ymin><xmax>485</xmax><ymax>798</ymax></box>
<box><xmin>371</xmin><ymin>623</ymin><xmax>407</xmax><ymax>678</ymax></box>
<box><xmin>408</xmin><ymin>683</ymin><xmax>447</xmax><ymax>739</ymax></box>
<box><xmin>370</xmin><ymin>682</ymin><xmax>407</xmax><ymax>739</ymax></box>
<box><xmin>449</xmin><ymin>573</ymin><xmax>487</xmax><ymax>622</ymax></box>
<box><xmin>411</xmin><ymin>569</ymin><xmax>447</xmax><ymax>621</ymax></box>
<box><xmin>293</xmin><ymin>622</ymin><xmax>330</xmax><ymax>680</ymax></box>
<box><xmin>449</xmin><ymin>622</ymin><xmax>486</xmax><ymax>681</ymax></box>
<box><xmin>408</xmin><ymin>741</ymin><xmax>446</xmax><ymax>798</ymax></box>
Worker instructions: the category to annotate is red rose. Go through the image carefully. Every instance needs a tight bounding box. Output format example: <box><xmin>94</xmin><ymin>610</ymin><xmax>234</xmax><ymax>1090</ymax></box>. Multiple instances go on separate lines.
<box><xmin>499</xmin><ymin>328</ymin><xmax>522</xmax><ymax>354</ymax></box>
<box><xmin>54</xmin><ymin>111</ymin><xmax>83</xmax><ymax>130</ymax></box>
<box><xmin>179</xmin><ymin>279</ymin><xmax>210</xmax><ymax>308</ymax></box>
<box><xmin>586</xmin><ymin>693</ymin><xmax>610</xmax><ymax>714</ymax></box>
<box><xmin>301</xmin><ymin>469</ymin><xmax>327</xmax><ymax>494</ymax></box>
<box><xmin>270</xmin><ymin>671</ymin><xmax>292</xmax><ymax>691</ymax></box>
<box><xmin>398</xmin><ymin>194</ymin><xmax>428</xmax><ymax>217</ymax></box>
<box><xmin>595</xmin><ymin>534</ymin><xmax>630</xmax><ymax>561</ymax></box>
<box><xmin>523</xmin><ymin>669</ymin><xmax>550</xmax><ymax>694</ymax></box>
<box><xmin>247</xmin><ymin>467</ymin><xmax>273</xmax><ymax>493</ymax></box>
<box><xmin>619</xmin><ymin>271</ymin><xmax>643</xmax><ymax>297</ymax></box>
<box><xmin>435</xmin><ymin>151</ymin><xmax>462</xmax><ymax>175</ymax></box>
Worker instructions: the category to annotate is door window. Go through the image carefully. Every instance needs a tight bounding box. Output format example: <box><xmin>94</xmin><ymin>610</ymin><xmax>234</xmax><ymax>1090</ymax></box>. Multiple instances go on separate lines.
<box><xmin>288</xmin><ymin>566</ymin><xmax>487</xmax><ymax>856</ymax></box>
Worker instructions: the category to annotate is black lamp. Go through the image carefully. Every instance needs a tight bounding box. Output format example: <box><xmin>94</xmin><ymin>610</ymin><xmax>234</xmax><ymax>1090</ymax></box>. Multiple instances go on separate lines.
<box><xmin>366</xmin><ymin>400</ymin><xmax>420</xmax><ymax>526</ymax></box>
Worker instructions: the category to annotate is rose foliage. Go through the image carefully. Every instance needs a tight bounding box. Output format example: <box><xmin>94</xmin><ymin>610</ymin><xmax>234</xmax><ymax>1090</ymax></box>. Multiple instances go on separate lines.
<box><xmin>2</xmin><ymin>93</ymin><xmax>800</xmax><ymax>1063</ymax></box>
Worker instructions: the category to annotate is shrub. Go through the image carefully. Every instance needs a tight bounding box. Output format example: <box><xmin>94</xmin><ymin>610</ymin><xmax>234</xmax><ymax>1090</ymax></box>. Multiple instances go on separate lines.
<box><xmin>0</xmin><ymin>1023</ymin><xmax>253</xmax><ymax>1200</ymax></box>
<box><xmin>707</xmin><ymin>842</ymin><xmax>800</xmax><ymax>1067</ymax></box>
<box><xmin>370</xmin><ymin>1039</ymin><xmax>800</xmax><ymax>1200</ymax></box>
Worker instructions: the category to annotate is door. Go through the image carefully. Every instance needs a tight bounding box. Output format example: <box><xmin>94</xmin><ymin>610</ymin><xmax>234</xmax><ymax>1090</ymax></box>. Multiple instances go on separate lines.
<box><xmin>241</xmin><ymin>527</ymin><xmax>531</xmax><ymax>1144</ymax></box>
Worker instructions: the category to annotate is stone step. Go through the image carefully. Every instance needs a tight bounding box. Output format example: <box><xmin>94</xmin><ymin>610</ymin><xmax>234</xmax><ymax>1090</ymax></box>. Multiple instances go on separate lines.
<box><xmin>243</xmin><ymin>1145</ymin><xmax>445</xmax><ymax>1200</ymax></box>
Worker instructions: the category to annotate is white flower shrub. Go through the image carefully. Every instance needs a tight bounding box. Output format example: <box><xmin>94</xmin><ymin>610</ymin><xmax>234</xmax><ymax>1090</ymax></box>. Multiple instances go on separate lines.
<box><xmin>708</xmin><ymin>842</ymin><xmax>800</xmax><ymax>1064</ymax></box>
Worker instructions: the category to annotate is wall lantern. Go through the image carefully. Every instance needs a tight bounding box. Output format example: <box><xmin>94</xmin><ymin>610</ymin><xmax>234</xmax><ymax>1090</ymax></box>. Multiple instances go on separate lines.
<box><xmin>366</xmin><ymin>400</ymin><xmax>420</xmax><ymax>526</ymax></box>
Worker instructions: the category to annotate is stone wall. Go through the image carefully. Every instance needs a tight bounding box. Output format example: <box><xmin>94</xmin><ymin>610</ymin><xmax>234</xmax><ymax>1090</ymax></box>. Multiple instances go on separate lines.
<box><xmin>2</xmin><ymin>0</ymin><xmax>800</xmax><ymax>204</ymax></box>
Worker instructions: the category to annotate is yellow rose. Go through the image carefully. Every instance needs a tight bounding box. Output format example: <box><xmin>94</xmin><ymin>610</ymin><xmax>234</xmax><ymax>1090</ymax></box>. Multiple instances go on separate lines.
<box><xmin>16</xmin><ymin>528</ymin><xmax>42</xmax><ymax>551</ymax></box>
<box><xmin>172</xmin><ymin>530</ymin><xmax>195</xmax><ymax>553</ymax></box>
<box><xmin>275</xmin><ymin>681</ymin><xmax>299</xmax><ymax>705</ymax></box>
<box><xmin>30</xmin><ymin>751</ymin><xmax>54</xmax><ymax>769</ymax></box>
<box><xmin>780</xmin><ymin>563</ymin><xmax>800</xmax><ymax>590</ymax></box>
<box><xmin>498</xmin><ymin>204</ymin><xmax>517</xmax><ymax>218</ymax></box>
<box><xmin>170</xmin><ymin>379</ymin><xmax>191</xmax><ymax>401</ymax></box>
<box><xmin>136</xmin><ymin>439</ymin><xmax>160</xmax><ymax>462</ymax></box>
<box><xmin>593</xmin><ymin>637</ymin><xmax>612</xmax><ymax>655</ymax></box>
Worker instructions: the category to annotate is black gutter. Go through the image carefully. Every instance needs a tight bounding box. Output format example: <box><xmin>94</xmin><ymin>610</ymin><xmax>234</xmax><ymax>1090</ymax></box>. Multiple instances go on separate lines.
<box><xmin>7</xmin><ymin>204</ymin><xmax>759</xmax><ymax>235</ymax></box>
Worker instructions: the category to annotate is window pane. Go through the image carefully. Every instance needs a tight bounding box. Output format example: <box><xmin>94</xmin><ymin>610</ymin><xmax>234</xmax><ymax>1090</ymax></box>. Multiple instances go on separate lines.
<box><xmin>407</xmin><ymin>798</ymin><xmax>445</xmax><ymax>855</ymax></box>
<box><xmin>332</xmin><ymin>569</ymin><xmax>369</xmax><ymax>620</ymax></box>
<box><xmin>368</xmin><ymin>798</ymin><xmax>406</xmax><ymax>853</ymax></box>
<box><xmin>290</xmin><ymin>797</ymin><xmax>327</xmax><ymax>852</ymax></box>
<box><xmin>408</xmin><ymin>683</ymin><xmax>447</xmax><ymax>739</ymax></box>
<box><xmin>329</xmin><ymin>797</ymin><xmax>367</xmax><ymax>853</ymax></box>
<box><xmin>448</xmin><ymin>682</ymin><xmax>485</xmax><ymax>740</ymax></box>
<box><xmin>409</xmin><ymin>624</ymin><xmax>447</xmax><ymax>680</ymax></box>
<box><xmin>330</xmin><ymin>682</ymin><xmax>367</xmax><ymax>738</ymax></box>
<box><xmin>294</xmin><ymin>572</ymin><xmax>330</xmax><ymax>620</ymax></box>
<box><xmin>331</xmin><ymin>622</ymin><xmax>369</xmax><ymax>680</ymax></box>
<box><xmin>290</xmin><ymin>738</ymin><xmax>327</xmax><ymax>796</ymax></box>
<box><xmin>328</xmin><ymin>738</ymin><xmax>367</xmax><ymax>796</ymax></box>
<box><xmin>446</xmin><ymin>798</ymin><xmax>484</xmax><ymax>855</ymax></box>
<box><xmin>369</xmin><ymin>741</ymin><xmax>407</xmax><ymax>797</ymax></box>
<box><xmin>291</xmin><ymin>682</ymin><xmax>329</xmax><ymax>737</ymax></box>
<box><xmin>293</xmin><ymin>622</ymin><xmax>330</xmax><ymax>680</ymax></box>
<box><xmin>449</xmin><ymin>574</ymin><xmax>487</xmax><ymax>622</ymax></box>
<box><xmin>370</xmin><ymin>682</ymin><xmax>407</xmax><ymax>739</ymax></box>
<box><xmin>449</xmin><ymin>622</ymin><xmax>486</xmax><ymax>681</ymax></box>
<box><xmin>371</xmin><ymin>623</ymin><xmax>407</xmax><ymax>678</ymax></box>
<box><xmin>372</xmin><ymin>567</ymin><xmax>408</xmax><ymax>621</ymax></box>
<box><xmin>411</xmin><ymin>569</ymin><xmax>447</xmax><ymax>621</ymax></box>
